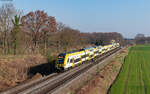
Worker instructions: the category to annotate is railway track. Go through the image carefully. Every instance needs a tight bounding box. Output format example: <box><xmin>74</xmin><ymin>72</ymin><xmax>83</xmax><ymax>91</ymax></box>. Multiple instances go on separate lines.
<box><xmin>1</xmin><ymin>47</ymin><xmax>121</xmax><ymax>94</ymax></box>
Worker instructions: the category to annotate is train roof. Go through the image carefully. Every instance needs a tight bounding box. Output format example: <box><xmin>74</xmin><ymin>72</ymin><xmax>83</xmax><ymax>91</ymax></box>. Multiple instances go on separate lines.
<box><xmin>80</xmin><ymin>46</ymin><xmax>102</xmax><ymax>51</ymax></box>
<box><xmin>58</xmin><ymin>53</ymin><xmax>66</xmax><ymax>57</ymax></box>
<box><xmin>58</xmin><ymin>49</ymin><xmax>82</xmax><ymax>56</ymax></box>
<box><xmin>83</xmin><ymin>47</ymin><xmax>94</xmax><ymax>50</ymax></box>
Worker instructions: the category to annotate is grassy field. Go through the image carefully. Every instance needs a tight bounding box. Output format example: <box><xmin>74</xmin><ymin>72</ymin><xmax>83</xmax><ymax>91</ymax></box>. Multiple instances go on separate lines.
<box><xmin>109</xmin><ymin>45</ymin><xmax>150</xmax><ymax>94</ymax></box>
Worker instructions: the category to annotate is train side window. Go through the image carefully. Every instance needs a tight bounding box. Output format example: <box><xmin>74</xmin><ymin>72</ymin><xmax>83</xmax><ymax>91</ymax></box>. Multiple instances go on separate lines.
<box><xmin>84</xmin><ymin>54</ymin><xmax>89</xmax><ymax>58</ymax></box>
<box><xmin>70</xmin><ymin>59</ymin><xmax>73</xmax><ymax>63</ymax></box>
<box><xmin>67</xmin><ymin>59</ymin><xmax>70</xmax><ymax>64</ymax></box>
<box><xmin>86</xmin><ymin>54</ymin><xmax>89</xmax><ymax>57</ymax></box>
<box><xmin>82</xmin><ymin>55</ymin><xmax>86</xmax><ymax>58</ymax></box>
<box><xmin>74</xmin><ymin>58</ymin><xmax>80</xmax><ymax>63</ymax></box>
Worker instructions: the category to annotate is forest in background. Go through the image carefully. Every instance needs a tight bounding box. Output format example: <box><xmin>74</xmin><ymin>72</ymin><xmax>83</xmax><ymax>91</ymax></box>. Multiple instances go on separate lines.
<box><xmin>0</xmin><ymin>3</ymin><xmax>125</xmax><ymax>57</ymax></box>
<box><xmin>134</xmin><ymin>33</ymin><xmax>150</xmax><ymax>45</ymax></box>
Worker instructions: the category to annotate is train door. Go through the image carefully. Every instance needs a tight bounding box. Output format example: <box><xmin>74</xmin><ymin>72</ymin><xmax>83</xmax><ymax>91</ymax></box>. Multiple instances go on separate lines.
<box><xmin>67</xmin><ymin>58</ymin><xmax>71</xmax><ymax>68</ymax></box>
<box><xmin>93</xmin><ymin>52</ymin><xmax>95</xmax><ymax>59</ymax></box>
<box><xmin>72</xmin><ymin>57</ymin><xmax>75</xmax><ymax>68</ymax></box>
<box><xmin>80</xmin><ymin>55</ymin><xmax>82</xmax><ymax>64</ymax></box>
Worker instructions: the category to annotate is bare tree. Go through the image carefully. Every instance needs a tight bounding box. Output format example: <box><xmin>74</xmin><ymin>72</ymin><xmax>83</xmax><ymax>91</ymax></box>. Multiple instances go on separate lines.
<box><xmin>49</xmin><ymin>16</ymin><xmax>57</xmax><ymax>32</ymax></box>
<box><xmin>21</xmin><ymin>10</ymin><xmax>56</xmax><ymax>53</ymax></box>
<box><xmin>134</xmin><ymin>33</ymin><xmax>146</xmax><ymax>44</ymax></box>
<box><xmin>56</xmin><ymin>26</ymin><xmax>81</xmax><ymax>52</ymax></box>
<box><xmin>56</xmin><ymin>22</ymin><xmax>65</xmax><ymax>32</ymax></box>
<box><xmin>0</xmin><ymin>3</ymin><xmax>17</xmax><ymax>54</ymax></box>
<box><xmin>81</xmin><ymin>32</ymin><xmax>124</xmax><ymax>46</ymax></box>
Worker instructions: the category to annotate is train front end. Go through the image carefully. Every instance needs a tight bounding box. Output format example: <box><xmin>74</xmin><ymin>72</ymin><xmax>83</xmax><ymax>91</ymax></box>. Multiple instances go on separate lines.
<box><xmin>56</xmin><ymin>53</ymin><xmax>66</xmax><ymax>70</ymax></box>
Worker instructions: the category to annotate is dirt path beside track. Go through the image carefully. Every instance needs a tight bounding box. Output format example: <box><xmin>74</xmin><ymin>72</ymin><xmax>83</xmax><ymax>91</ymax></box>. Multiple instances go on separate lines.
<box><xmin>76</xmin><ymin>48</ymin><xmax>128</xmax><ymax>94</ymax></box>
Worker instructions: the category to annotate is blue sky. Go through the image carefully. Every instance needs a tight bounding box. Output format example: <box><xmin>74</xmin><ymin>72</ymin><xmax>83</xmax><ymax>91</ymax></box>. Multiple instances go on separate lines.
<box><xmin>1</xmin><ymin>0</ymin><xmax>150</xmax><ymax>38</ymax></box>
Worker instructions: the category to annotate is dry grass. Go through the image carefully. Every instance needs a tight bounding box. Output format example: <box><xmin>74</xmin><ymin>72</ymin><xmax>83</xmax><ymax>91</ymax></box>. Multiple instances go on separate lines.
<box><xmin>0</xmin><ymin>55</ymin><xmax>47</xmax><ymax>91</ymax></box>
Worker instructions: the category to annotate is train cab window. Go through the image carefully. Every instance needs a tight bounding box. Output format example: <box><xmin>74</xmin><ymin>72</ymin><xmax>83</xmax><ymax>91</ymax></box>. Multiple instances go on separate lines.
<box><xmin>58</xmin><ymin>58</ymin><xmax>64</xmax><ymax>64</ymax></box>
<box><xmin>58</xmin><ymin>53</ymin><xmax>65</xmax><ymax>64</ymax></box>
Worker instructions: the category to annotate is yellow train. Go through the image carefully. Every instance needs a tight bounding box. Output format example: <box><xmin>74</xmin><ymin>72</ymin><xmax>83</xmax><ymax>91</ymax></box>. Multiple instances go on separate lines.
<box><xmin>56</xmin><ymin>43</ymin><xmax>120</xmax><ymax>70</ymax></box>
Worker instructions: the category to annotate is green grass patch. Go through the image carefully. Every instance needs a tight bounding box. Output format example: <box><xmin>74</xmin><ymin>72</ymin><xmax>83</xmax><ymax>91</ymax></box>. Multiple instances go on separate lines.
<box><xmin>108</xmin><ymin>45</ymin><xmax>150</xmax><ymax>94</ymax></box>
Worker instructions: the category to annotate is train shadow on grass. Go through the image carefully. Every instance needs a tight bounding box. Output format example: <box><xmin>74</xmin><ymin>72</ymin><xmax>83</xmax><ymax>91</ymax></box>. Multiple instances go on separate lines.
<box><xmin>27</xmin><ymin>60</ymin><xmax>57</xmax><ymax>76</ymax></box>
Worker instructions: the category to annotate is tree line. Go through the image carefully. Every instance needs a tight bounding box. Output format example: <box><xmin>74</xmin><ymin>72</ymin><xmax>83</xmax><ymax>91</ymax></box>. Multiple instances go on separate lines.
<box><xmin>134</xmin><ymin>34</ymin><xmax>150</xmax><ymax>44</ymax></box>
<box><xmin>0</xmin><ymin>3</ymin><xmax>125</xmax><ymax>56</ymax></box>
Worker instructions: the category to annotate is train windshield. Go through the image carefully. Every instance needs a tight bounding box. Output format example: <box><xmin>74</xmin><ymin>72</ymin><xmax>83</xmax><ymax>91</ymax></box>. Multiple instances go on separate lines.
<box><xmin>57</xmin><ymin>54</ymin><xmax>65</xmax><ymax>64</ymax></box>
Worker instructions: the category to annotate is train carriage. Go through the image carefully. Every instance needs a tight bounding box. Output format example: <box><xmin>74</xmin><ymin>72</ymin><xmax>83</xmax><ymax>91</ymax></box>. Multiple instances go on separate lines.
<box><xmin>56</xmin><ymin>50</ymin><xmax>90</xmax><ymax>70</ymax></box>
<box><xmin>93</xmin><ymin>47</ymin><xmax>99</xmax><ymax>57</ymax></box>
<box><xmin>82</xmin><ymin>47</ymin><xmax>95</xmax><ymax>60</ymax></box>
<box><xmin>97</xmin><ymin>46</ymin><xmax>103</xmax><ymax>55</ymax></box>
<box><xmin>56</xmin><ymin>42</ymin><xmax>120</xmax><ymax>71</ymax></box>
